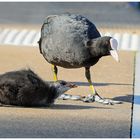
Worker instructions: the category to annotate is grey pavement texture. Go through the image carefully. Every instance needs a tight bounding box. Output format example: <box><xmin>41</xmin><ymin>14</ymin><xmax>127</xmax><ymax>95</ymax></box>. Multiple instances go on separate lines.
<box><xmin>0</xmin><ymin>2</ymin><xmax>138</xmax><ymax>138</ymax></box>
<box><xmin>0</xmin><ymin>46</ymin><xmax>134</xmax><ymax>138</ymax></box>
<box><xmin>0</xmin><ymin>2</ymin><xmax>140</xmax><ymax>28</ymax></box>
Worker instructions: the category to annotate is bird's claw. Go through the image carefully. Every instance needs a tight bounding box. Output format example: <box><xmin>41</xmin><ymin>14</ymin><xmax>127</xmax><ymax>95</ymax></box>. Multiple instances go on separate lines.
<box><xmin>82</xmin><ymin>94</ymin><xmax>122</xmax><ymax>105</ymax></box>
<box><xmin>82</xmin><ymin>94</ymin><xmax>95</xmax><ymax>103</ymax></box>
<box><xmin>59</xmin><ymin>93</ymin><xmax>122</xmax><ymax>105</ymax></box>
<box><xmin>59</xmin><ymin>94</ymin><xmax>82</xmax><ymax>100</ymax></box>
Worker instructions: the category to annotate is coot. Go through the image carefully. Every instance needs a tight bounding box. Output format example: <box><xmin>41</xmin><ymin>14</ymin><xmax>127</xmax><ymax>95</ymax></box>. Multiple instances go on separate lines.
<box><xmin>38</xmin><ymin>14</ymin><xmax>121</xmax><ymax>105</ymax></box>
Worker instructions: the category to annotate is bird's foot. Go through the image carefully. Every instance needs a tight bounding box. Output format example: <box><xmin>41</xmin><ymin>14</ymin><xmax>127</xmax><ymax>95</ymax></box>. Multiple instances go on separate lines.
<box><xmin>82</xmin><ymin>93</ymin><xmax>122</xmax><ymax>105</ymax></box>
<box><xmin>58</xmin><ymin>93</ymin><xmax>122</xmax><ymax>105</ymax></box>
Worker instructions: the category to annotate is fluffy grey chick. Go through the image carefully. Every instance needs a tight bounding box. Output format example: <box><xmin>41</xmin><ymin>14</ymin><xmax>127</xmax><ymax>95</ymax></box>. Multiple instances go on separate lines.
<box><xmin>0</xmin><ymin>69</ymin><xmax>76</xmax><ymax>107</ymax></box>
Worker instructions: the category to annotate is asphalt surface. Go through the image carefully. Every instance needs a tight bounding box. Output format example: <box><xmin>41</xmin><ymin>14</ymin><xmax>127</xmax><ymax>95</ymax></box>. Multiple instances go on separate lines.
<box><xmin>0</xmin><ymin>46</ymin><xmax>134</xmax><ymax>138</ymax></box>
<box><xmin>0</xmin><ymin>2</ymin><xmax>138</xmax><ymax>138</ymax></box>
<box><xmin>0</xmin><ymin>2</ymin><xmax>140</xmax><ymax>27</ymax></box>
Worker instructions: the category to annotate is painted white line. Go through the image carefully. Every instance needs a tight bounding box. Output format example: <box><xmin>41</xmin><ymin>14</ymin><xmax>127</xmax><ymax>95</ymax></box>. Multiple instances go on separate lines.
<box><xmin>3</xmin><ymin>29</ymin><xmax>19</xmax><ymax>44</ymax></box>
<box><xmin>120</xmin><ymin>33</ymin><xmax>131</xmax><ymax>50</ymax></box>
<box><xmin>131</xmin><ymin>34</ymin><xmax>140</xmax><ymax>51</ymax></box>
<box><xmin>13</xmin><ymin>29</ymin><xmax>29</xmax><ymax>45</ymax></box>
<box><xmin>132</xmin><ymin>52</ymin><xmax>140</xmax><ymax>138</ymax></box>
<box><xmin>0</xmin><ymin>28</ymin><xmax>140</xmax><ymax>51</ymax></box>
<box><xmin>22</xmin><ymin>30</ymin><xmax>37</xmax><ymax>45</ymax></box>
<box><xmin>0</xmin><ymin>29</ymin><xmax>11</xmax><ymax>43</ymax></box>
<box><xmin>113</xmin><ymin>33</ymin><xmax>122</xmax><ymax>50</ymax></box>
<box><xmin>32</xmin><ymin>32</ymin><xmax>40</xmax><ymax>46</ymax></box>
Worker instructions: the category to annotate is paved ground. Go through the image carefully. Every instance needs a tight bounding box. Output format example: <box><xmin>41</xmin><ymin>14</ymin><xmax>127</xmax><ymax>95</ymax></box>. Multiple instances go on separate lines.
<box><xmin>0</xmin><ymin>46</ymin><xmax>134</xmax><ymax>138</ymax></box>
<box><xmin>0</xmin><ymin>2</ymin><xmax>139</xmax><ymax>138</ymax></box>
<box><xmin>0</xmin><ymin>2</ymin><xmax>140</xmax><ymax>28</ymax></box>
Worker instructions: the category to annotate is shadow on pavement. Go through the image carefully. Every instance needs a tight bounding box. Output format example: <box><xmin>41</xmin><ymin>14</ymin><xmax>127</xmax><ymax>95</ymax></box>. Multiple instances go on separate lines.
<box><xmin>71</xmin><ymin>82</ymin><xmax>132</xmax><ymax>87</ymax></box>
<box><xmin>113</xmin><ymin>94</ymin><xmax>140</xmax><ymax>105</ymax></box>
<box><xmin>50</xmin><ymin>104</ymin><xmax>111</xmax><ymax>110</ymax></box>
<box><xmin>0</xmin><ymin>103</ymin><xmax>111</xmax><ymax>110</ymax></box>
<box><xmin>112</xmin><ymin>94</ymin><xmax>133</xmax><ymax>103</ymax></box>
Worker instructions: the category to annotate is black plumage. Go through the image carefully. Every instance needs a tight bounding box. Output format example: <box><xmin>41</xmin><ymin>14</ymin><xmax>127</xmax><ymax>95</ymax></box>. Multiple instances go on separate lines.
<box><xmin>39</xmin><ymin>14</ymin><xmax>102</xmax><ymax>68</ymax></box>
<box><xmin>39</xmin><ymin>14</ymin><xmax>121</xmax><ymax>104</ymax></box>
<box><xmin>0</xmin><ymin>69</ymin><xmax>75</xmax><ymax>107</ymax></box>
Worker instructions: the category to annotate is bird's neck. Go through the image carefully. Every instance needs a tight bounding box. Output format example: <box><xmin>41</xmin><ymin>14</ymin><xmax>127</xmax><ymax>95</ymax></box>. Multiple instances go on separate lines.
<box><xmin>90</xmin><ymin>46</ymin><xmax>109</xmax><ymax>58</ymax></box>
<box><xmin>45</xmin><ymin>84</ymin><xmax>60</xmax><ymax>103</ymax></box>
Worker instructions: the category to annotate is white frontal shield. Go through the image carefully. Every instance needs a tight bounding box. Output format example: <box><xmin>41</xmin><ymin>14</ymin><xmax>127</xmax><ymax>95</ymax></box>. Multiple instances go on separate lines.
<box><xmin>110</xmin><ymin>38</ymin><xmax>119</xmax><ymax>62</ymax></box>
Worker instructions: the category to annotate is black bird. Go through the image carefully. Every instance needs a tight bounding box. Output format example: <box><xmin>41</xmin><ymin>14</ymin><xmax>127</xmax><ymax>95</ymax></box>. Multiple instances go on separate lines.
<box><xmin>38</xmin><ymin>14</ymin><xmax>121</xmax><ymax>105</ymax></box>
<box><xmin>0</xmin><ymin>69</ymin><xmax>76</xmax><ymax>107</ymax></box>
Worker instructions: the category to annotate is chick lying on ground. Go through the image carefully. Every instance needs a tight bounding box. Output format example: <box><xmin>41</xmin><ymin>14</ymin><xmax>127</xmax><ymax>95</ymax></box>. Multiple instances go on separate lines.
<box><xmin>0</xmin><ymin>69</ymin><xmax>76</xmax><ymax>107</ymax></box>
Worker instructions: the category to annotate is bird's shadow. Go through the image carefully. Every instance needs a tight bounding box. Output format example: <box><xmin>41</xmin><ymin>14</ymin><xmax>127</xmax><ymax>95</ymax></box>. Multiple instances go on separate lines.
<box><xmin>113</xmin><ymin>94</ymin><xmax>140</xmax><ymax>105</ymax></box>
<box><xmin>48</xmin><ymin>80</ymin><xmax>132</xmax><ymax>87</ymax></box>
<box><xmin>0</xmin><ymin>103</ymin><xmax>111</xmax><ymax>110</ymax></box>
<box><xmin>112</xmin><ymin>95</ymin><xmax>140</xmax><ymax>105</ymax></box>
<box><xmin>49</xmin><ymin>104</ymin><xmax>111</xmax><ymax>110</ymax></box>
<box><xmin>112</xmin><ymin>94</ymin><xmax>133</xmax><ymax>104</ymax></box>
<box><xmin>70</xmin><ymin>81</ymin><xmax>133</xmax><ymax>87</ymax></box>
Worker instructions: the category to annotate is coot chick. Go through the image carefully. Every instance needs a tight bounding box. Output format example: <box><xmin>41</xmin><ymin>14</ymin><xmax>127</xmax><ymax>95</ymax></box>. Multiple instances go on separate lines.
<box><xmin>0</xmin><ymin>69</ymin><xmax>76</xmax><ymax>107</ymax></box>
<box><xmin>38</xmin><ymin>14</ymin><xmax>121</xmax><ymax>105</ymax></box>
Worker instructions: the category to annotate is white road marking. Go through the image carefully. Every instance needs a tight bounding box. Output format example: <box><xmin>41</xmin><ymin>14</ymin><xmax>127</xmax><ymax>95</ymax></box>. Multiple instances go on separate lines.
<box><xmin>130</xmin><ymin>34</ymin><xmax>140</xmax><ymax>51</ymax></box>
<box><xmin>0</xmin><ymin>28</ymin><xmax>11</xmax><ymax>43</ymax></box>
<box><xmin>13</xmin><ymin>29</ymin><xmax>29</xmax><ymax>45</ymax></box>
<box><xmin>22</xmin><ymin>30</ymin><xmax>37</xmax><ymax>45</ymax></box>
<box><xmin>132</xmin><ymin>52</ymin><xmax>140</xmax><ymax>138</ymax></box>
<box><xmin>3</xmin><ymin>29</ymin><xmax>19</xmax><ymax>44</ymax></box>
<box><xmin>32</xmin><ymin>32</ymin><xmax>40</xmax><ymax>46</ymax></box>
<box><xmin>0</xmin><ymin>28</ymin><xmax>140</xmax><ymax>51</ymax></box>
<box><xmin>120</xmin><ymin>33</ymin><xmax>131</xmax><ymax>50</ymax></box>
<box><xmin>113</xmin><ymin>33</ymin><xmax>122</xmax><ymax>50</ymax></box>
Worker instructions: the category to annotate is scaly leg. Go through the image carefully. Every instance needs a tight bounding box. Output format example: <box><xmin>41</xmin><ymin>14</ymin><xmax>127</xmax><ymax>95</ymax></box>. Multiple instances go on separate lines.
<box><xmin>51</xmin><ymin>65</ymin><xmax>81</xmax><ymax>100</ymax></box>
<box><xmin>85</xmin><ymin>67</ymin><xmax>96</xmax><ymax>94</ymax></box>
<box><xmin>51</xmin><ymin>65</ymin><xmax>58</xmax><ymax>81</ymax></box>
<box><xmin>83</xmin><ymin>67</ymin><xmax>122</xmax><ymax>105</ymax></box>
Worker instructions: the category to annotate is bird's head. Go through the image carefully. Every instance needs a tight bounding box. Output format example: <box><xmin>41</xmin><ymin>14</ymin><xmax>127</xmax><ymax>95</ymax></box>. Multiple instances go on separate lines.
<box><xmin>52</xmin><ymin>80</ymin><xmax>77</xmax><ymax>94</ymax></box>
<box><xmin>89</xmin><ymin>36</ymin><xmax>119</xmax><ymax>62</ymax></box>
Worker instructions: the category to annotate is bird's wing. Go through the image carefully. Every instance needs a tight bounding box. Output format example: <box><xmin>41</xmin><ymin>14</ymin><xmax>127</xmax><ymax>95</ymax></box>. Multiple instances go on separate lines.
<box><xmin>86</xmin><ymin>20</ymin><xmax>101</xmax><ymax>39</ymax></box>
<box><xmin>38</xmin><ymin>15</ymin><xmax>58</xmax><ymax>54</ymax></box>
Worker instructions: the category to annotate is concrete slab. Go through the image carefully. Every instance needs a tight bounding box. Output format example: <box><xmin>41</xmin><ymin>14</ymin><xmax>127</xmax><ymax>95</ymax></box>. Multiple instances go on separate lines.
<box><xmin>0</xmin><ymin>46</ymin><xmax>134</xmax><ymax>138</ymax></box>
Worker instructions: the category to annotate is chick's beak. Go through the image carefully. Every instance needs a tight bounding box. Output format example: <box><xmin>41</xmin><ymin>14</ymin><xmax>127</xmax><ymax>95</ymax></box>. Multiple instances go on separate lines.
<box><xmin>110</xmin><ymin>38</ymin><xmax>120</xmax><ymax>62</ymax></box>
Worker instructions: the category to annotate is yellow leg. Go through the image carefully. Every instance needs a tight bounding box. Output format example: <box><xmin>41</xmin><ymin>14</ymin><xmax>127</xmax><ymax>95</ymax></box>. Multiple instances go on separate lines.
<box><xmin>84</xmin><ymin>68</ymin><xmax>122</xmax><ymax>104</ymax></box>
<box><xmin>85</xmin><ymin>67</ymin><xmax>96</xmax><ymax>94</ymax></box>
<box><xmin>52</xmin><ymin>65</ymin><xmax>58</xmax><ymax>81</ymax></box>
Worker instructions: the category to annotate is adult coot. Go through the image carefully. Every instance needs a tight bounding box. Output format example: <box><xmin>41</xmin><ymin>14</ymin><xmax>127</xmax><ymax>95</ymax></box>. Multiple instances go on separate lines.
<box><xmin>0</xmin><ymin>69</ymin><xmax>76</xmax><ymax>107</ymax></box>
<box><xmin>38</xmin><ymin>14</ymin><xmax>121</xmax><ymax>105</ymax></box>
